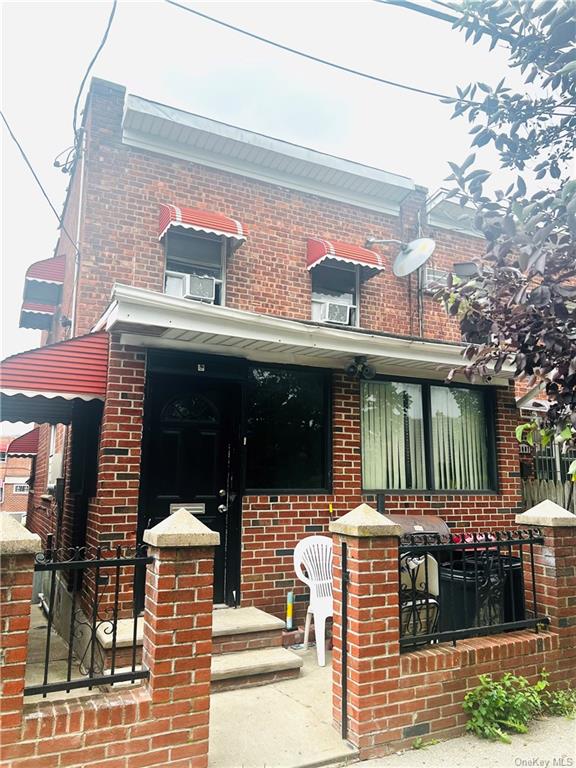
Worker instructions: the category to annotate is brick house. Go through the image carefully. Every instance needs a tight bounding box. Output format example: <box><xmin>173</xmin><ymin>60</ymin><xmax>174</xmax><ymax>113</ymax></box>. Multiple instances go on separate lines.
<box><xmin>0</xmin><ymin>77</ymin><xmax>523</xmax><ymax>621</ymax></box>
<box><xmin>0</xmin><ymin>432</ymin><xmax>36</xmax><ymax>524</ymax></box>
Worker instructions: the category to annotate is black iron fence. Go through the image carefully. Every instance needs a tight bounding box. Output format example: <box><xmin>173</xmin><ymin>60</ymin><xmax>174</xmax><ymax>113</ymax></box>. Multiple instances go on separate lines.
<box><xmin>25</xmin><ymin>535</ymin><xmax>152</xmax><ymax>697</ymax></box>
<box><xmin>398</xmin><ymin>529</ymin><xmax>549</xmax><ymax>651</ymax></box>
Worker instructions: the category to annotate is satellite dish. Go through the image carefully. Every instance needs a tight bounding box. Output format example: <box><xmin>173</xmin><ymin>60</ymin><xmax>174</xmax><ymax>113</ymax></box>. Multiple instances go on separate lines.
<box><xmin>392</xmin><ymin>238</ymin><xmax>436</xmax><ymax>277</ymax></box>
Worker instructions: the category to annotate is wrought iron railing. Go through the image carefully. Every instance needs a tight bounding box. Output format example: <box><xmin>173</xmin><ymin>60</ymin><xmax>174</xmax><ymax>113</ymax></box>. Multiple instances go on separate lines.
<box><xmin>398</xmin><ymin>529</ymin><xmax>549</xmax><ymax>652</ymax></box>
<box><xmin>25</xmin><ymin>535</ymin><xmax>152</xmax><ymax>697</ymax></box>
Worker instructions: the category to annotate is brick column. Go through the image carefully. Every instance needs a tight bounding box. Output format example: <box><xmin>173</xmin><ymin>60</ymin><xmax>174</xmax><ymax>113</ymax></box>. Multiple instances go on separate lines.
<box><xmin>329</xmin><ymin>504</ymin><xmax>402</xmax><ymax>759</ymax></box>
<box><xmin>142</xmin><ymin>508</ymin><xmax>219</xmax><ymax>768</ymax></box>
<box><xmin>516</xmin><ymin>500</ymin><xmax>576</xmax><ymax>688</ymax></box>
<box><xmin>0</xmin><ymin>516</ymin><xmax>41</xmax><ymax>746</ymax></box>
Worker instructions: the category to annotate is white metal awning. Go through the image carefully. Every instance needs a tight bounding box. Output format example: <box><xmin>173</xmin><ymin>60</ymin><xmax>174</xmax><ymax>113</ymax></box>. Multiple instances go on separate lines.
<box><xmin>94</xmin><ymin>284</ymin><xmax>512</xmax><ymax>384</ymax></box>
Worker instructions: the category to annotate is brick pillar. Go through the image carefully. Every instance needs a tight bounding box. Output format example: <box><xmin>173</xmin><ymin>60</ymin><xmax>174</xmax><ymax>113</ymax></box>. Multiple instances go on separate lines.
<box><xmin>142</xmin><ymin>508</ymin><xmax>219</xmax><ymax>768</ymax></box>
<box><xmin>0</xmin><ymin>517</ymin><xmax>41</xmax><ymax>746</ymax></box>
<box><xmin>516</xmin><ymin>500</ymin><xmax>576</xmax><ymax>688</ymax></box>
<box><xmin>329</xmin><ymin>504</ymin><xmax>402</xmax><ymax>759</ymax></box>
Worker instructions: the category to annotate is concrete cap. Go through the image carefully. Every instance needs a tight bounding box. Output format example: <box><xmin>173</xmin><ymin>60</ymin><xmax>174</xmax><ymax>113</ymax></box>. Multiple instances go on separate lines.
<box><xmin>329</xmin><ymin>503</ymin><xmax>403</xmax><ymax>538</ymax></box>
<box><xmin>516</xmin><ymin>499</ymin><xmax>576</xmax><ymax>528</ymax></box>
<box><xmin>0</xmin><ymin>515</ymin><xmax>42</xmax><ymax>556</ymax></box>
<box><xmin>143</xmin><ymin>508</ymin><xmax>220</xmax><ymax>547</ymax></box>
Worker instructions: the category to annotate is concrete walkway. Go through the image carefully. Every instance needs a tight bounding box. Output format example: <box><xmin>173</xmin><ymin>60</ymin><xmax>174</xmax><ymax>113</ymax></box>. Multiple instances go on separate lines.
<box><xmin>209</xmin><ymin>649</ymin><xmax>358</xmax><ymax>768</ymax></box>
<box><xmin>361</xmin><ymin>717</ymin><xmax>575</xmax><ymax>768</ymax></box>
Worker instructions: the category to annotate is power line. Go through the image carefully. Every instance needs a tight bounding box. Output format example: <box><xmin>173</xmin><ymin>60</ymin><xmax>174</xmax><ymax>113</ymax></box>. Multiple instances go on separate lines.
<box><xmin>1</xmin><ymin>110</ymin><xmax>80</xmax><ymax>256</ymax></box>
<box><xmin>72</xmin><ymin>0</ymin><xmax>117</xmax><ymax>142</ymax></box>
<box><xmin>164</xmin><ymin>0</ymin><xmax>474</xmax><ymax>105</ymax></box>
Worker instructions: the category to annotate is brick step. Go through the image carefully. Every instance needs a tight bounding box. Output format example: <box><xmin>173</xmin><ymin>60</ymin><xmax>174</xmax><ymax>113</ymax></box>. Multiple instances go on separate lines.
<box><xmin>212</xmin><ymin>607</ymin><xmax>285</xmax><ymax>655</ymax></box>
<box><xmin>211</xmin><ymin>647</ymin><xmax>303</xmax><ymax>692</ymax></box>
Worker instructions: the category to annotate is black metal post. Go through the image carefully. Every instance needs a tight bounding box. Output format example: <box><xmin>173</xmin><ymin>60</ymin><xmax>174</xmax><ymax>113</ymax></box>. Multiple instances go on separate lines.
<box><xmin>341</xmin><ymin>541</ymin><xmax>349</xmax><ymax>741</ymax></box>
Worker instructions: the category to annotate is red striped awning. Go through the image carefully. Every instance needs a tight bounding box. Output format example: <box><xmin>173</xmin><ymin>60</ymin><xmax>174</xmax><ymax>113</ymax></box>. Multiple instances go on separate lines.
<box><xmin>159</xmin><ymin>203</ymin><xmax>247</xmax><ymax>244</ymax></box>
<box><xmin>1</xmin><ymin>332</ymin><xmax>109</xmax><ymax>400</ymax></box>
<box><xmin>25</xmin><ymin>255</ymin><xmax>66</xmax><ymax>284</ymax></box>
<box><xmin>20</xmin><ymin>302</ymin><xmax>57</xmax><ymax>331</ymax></box>
<box><xmin>7</xmin><ymin>428</ymin><xmax>40</xmax><ymax>457</ymax></box>
<box><xmin>306</xmin><ymin>237</ymin><xmax>384</xmax><ymax>273</ymax></box>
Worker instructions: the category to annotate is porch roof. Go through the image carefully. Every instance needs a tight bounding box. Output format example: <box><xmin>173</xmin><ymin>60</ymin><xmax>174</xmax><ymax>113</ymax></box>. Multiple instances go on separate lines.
<box><xmin>7</xmin><ymin>428</ymin><xmax>40</xmax><ymax>457</ymax></box>
<box><xmin>95</xmin><ymin>285</ymin><xmax>512</xmax><ymax>384</ymax></box>
<box><xmin>0</xmin><ymin>332</ymin><xmax>109</xmax><ymax>424</ymax></box>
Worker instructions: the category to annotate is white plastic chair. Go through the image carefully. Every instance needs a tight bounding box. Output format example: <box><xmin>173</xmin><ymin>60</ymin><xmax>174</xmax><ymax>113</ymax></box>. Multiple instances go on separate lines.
<box><xmin>293</xmin><ymin>535</ymin><xmax>333</xmax><ymax>666</ymax></box>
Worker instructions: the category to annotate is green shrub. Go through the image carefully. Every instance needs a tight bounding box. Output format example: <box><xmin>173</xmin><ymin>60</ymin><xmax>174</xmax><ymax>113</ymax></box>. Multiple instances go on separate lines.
<box><xmin>463</xmin><ymin>671</ymin><xmax>575</xmax><ymax>743</ymax></box>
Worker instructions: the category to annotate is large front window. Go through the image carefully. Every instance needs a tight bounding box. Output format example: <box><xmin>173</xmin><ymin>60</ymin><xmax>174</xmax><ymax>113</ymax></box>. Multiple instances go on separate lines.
<box><xmin>361</xmin><ymin>380</ymin><xmax>494</xmax><ymax>491</ymax></box>
<box><xmin>245</xmin><ymin>366</ymin><xmax>331</xmax><ymax>491</ymax></box>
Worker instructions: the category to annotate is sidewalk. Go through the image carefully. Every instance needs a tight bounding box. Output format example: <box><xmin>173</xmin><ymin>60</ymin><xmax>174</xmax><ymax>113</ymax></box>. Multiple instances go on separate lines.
<box><xmin>361</xmin><ymin>717</ymin><xmax>575</xmax><ymax>768</ymax></box>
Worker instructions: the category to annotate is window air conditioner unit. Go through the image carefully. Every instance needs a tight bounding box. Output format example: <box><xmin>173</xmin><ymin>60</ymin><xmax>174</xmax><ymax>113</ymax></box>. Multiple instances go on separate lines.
<box><xmin>184</xmin><ymin>274</ymin><xmax>217</xmax><ymax>303</ymax></box>
<box><xmin>423</xmin><ymin>266</ymin><xmax>449</xmax><ymax>294</ymax></box>
<box><xmin>47</xmin><ymin>453</ymin><xmax>63</xmax><ymax>490</ymax></box>
<box><xmin>320</xmin><ymin>302</ymin><xmax>352</xmax><ymax>326</ymax></box>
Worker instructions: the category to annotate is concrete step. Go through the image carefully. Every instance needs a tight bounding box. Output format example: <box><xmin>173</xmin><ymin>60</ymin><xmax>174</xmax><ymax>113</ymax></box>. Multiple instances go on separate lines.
<box><xmin>212</xmin><ymin>607</ymin><xmax>285</xmax><ymax>655</ymax></box>
<box><xmin>211</xmin><ymin>647</ymin><xmax>303</xmax><ymax>692</ymax></box>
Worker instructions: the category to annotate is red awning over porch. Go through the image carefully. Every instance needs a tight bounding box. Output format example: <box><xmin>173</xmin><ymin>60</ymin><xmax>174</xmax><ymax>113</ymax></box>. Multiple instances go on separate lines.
<box><xmin>306</xmin><ymin>237</ymin><xmax>384</xmax><ymax>273</ymax></box>
<box><xmin>158</xmin><ymin>203</ymin><xmax>247</xmax><ymax>244</ymax></box>
<box><xmin>7</xmin><ymin>428</ymin><xmax>40</xmax><ymax>457</ymax></box>
<box><xmin>0</xmin><ymin>332</ymin><xmax>109</xmax><ymax>424</ymax></box>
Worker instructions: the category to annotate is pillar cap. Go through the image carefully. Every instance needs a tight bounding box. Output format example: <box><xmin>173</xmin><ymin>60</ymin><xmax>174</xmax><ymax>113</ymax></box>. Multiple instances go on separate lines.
<box><xmin>329</xmin><ymin>503</ymin><xmax>403</xmax><ymax>538</ymax></box>
<box><xmin>516</xmin><ymin>499</ymin><xmax>576</xmax><ymax>528</ymax></box>
<box><xmin>144</xmin><ymin>508</ymin><xmax>220</xmax><ymax>547</ymax></box>
<box><xmin>0</xmin><ymin>515</ymin><xmax>42</xmax><ymax>556</ymax></box>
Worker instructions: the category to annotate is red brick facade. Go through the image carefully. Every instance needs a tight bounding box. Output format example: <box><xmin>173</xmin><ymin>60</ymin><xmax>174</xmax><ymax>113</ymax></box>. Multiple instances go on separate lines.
<box><xmin>21</xmin><ymin>77</ymin><xmax>523</xmax><ymax>621</ymax></box>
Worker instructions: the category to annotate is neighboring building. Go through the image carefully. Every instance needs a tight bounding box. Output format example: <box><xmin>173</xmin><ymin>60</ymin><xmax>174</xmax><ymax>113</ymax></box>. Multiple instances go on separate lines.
<box><xmin>0</xmin><ymin>430</ymin><xmax>37</xmax><ymax>524</ymax></box>
<box><xmin>0</xmin><ymin>78</ymin><xmax>523</xmax><ymax>619</ymax></box>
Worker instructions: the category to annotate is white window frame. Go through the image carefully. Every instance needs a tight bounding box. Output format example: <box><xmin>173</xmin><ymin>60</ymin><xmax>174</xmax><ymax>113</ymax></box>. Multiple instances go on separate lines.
<box><xmin>0</xmin><ymin>451</ymin><xmax>6</xmax><ymax>463</ymax></box>
<box><xmin>311</xmin><ymin>264</ymin><xmax>360</xmax><ymax>328</ymax></box>
<box><xmin>13</xmin><ymin>484</ymin><xmax>30</xmax><ymax>494</ymax></box>
<box><xmin>164</xmin><ymin>237</ymin><xmax>227</xmax><ymax>306</ymax></box>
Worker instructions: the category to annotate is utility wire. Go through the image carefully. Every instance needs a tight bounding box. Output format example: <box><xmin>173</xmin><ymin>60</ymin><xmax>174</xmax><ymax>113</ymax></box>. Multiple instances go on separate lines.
<box><xmin>72</xmin><ymin>0</ymin><xmax>117</xmax><ymax>141</ymax></box>
<box><xmin>1</xmin><ymin>110</ymin><xmax>80</xmax><ymax>255</ymax></box>
<box><xmin>164</xmin><ymin>0</ymin><xmax>474</xmax><ymax>104</ymax></box>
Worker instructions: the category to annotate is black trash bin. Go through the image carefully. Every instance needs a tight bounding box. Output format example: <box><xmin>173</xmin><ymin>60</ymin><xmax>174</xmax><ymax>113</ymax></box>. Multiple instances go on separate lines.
<box><xmin>438</xmin><ymin>554</ymin><xmax>525</xmax><ymax>633</ymax></box>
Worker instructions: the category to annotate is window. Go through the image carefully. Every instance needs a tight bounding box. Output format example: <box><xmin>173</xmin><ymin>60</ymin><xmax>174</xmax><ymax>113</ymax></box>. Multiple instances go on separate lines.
<box><xmin>361</xmin><ymin>380</ymin><xmax>495</xmax><ymax>491</ymax></box>
<box><xmin>164</xmin><ymin>231</ymin><xmax>225</xmax><ymax>305</ymax></box>
<box><xmin>0</xmin><ymin>486</ymin><xmax>3</xmax><ymax>503</ymax></box>
<box><xmin>311</xmin><ymin>264</ymin><xmax>358</xmax><ymax>326</ymax></box>
<box><xmin>13</xmin><ymin>484</ymin><xmax>30</xmax><ymax>494</ymax></box>
<box><xmin>245</xmin><ymin>366</ymin><xmax>331</xmax><ymax>491</ymax></box>
<box><xmin>0</xmin><ymin>451</ymin><xmax>6</xmax><ymax>462</ymax></box>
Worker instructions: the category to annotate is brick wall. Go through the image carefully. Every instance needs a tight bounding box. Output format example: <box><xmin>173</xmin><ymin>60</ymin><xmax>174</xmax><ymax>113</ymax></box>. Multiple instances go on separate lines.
<box><xmin>330</xmin><ymin>512</ymin><xmax>576</xmax><ymax>760</ymax></box>
<box><xmin>0</xmin><ymin>514</ymin><xmax>216</xmax><ymax>768</ymax></box>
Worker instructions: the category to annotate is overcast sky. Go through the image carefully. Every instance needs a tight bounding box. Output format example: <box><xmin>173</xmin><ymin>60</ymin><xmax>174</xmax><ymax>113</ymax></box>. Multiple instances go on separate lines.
<box><xmin>1</xmin><ymin>0</ymin><xmax>517</xmax><ymax>435</ymax></box>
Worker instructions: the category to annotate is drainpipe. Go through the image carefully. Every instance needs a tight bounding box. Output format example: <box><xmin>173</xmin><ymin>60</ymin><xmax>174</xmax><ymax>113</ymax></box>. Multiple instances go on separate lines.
<box><xmin>70</xmin><ymin>129</ymin><xmax>86</xmax><ymax>337</ymax></box>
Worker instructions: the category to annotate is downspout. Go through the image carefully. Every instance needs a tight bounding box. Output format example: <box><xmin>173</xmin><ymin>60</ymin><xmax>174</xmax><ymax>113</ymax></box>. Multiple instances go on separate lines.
<box><xmin>70</xmin><ymin>128</ymin><xmax>86</xmax><ymax>337</ymax></box>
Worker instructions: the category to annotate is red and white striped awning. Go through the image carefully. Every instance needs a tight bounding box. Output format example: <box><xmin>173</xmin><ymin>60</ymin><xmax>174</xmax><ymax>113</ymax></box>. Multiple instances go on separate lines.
<box><xmin>306</xmin><ymin>237</ymin><xmax>384</xmax><ymax>273</ymax></box>
<box><xmin>159</xmin><ymin>203</ymin><xmax>247</xmax><ymax>244</ymax></box>
<box><xmin>20</xmin><ymin>302</ymin><xmax>57</xmax><ymax>330</ymax></box>
<box><xmin>24</xmin><ymin>255</ymin><xmax>66</xmax><ymax>285</ymax></box>
<box><xmin>7</xmin><ymin>428</ymin><xmax>40</xmax><ymax>457</ymax></box>
<box><xmin>0</xmin><ymin>332</ymin><xmax>109</xmax><ymax>424</ymax></box>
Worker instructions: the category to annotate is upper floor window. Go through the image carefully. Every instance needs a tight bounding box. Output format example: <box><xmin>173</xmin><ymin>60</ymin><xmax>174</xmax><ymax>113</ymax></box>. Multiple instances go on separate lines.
<box><xmin>361</xmin><ymin>379</ymin><xmax>495</xmax><ymax>492</ymax></box>
<box><xmin>311</xmin><ymin>264</ymin><xmax>358</xmax><ymax>327</ymax></box>
<box><xmin>164</xmin><ymin>231</ymin><xmax>225</xmax><ymax>306</ymax></box>
<box><xmin>0</xmin><ymin>451</ymin><xmax>6</xmax><ymax>463</ymax></box>
<box><xmin>13</xmin><ymin>484</ymin><xmax>30</xmax><ymax>494</ymax></box>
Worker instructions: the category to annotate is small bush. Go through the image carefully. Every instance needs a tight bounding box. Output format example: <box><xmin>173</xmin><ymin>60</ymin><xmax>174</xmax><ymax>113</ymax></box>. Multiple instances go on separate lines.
<box><xmin>463</xmin><ymin>671</ymin><xmax>575</xmax><ymax>743</ymax></box>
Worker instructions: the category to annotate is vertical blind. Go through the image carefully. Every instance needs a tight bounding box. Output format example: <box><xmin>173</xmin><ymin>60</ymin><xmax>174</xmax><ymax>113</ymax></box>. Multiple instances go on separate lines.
<box><xmin>361</xmin><ymin>381</ymin><xmax>491</xmax><ymax>491</ymax></box>
<box><xmin>362</xmin><ymin>382</ymin><xmax>426</xmax><ymax>490</ymax></box>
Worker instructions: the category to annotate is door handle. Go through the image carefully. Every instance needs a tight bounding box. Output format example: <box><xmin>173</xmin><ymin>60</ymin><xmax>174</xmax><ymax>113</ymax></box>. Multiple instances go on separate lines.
<box><xmin>218</xmin><ymin>489</ymin><xmax>226</xmax><ymax>497</ymax></box>
<box><xmin>218</xmin><ymin>504</ymin><xmax>228</xmax><ymax>514</ymax></box>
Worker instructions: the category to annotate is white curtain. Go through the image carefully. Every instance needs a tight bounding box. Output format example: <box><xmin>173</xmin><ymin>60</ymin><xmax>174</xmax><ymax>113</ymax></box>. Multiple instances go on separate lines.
<box><xmin>361</xmin><ymin>382</ymin><xmax>426</xmax><ymax>490</ymax></box>
<box><xmin>430</xmin><ymin>387</ymin><xmax>489</xmax><ymax>490</ymax></box>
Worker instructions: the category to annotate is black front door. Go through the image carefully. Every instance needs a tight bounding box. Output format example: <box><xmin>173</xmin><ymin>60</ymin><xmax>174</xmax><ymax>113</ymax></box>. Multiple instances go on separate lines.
<box><xmin>139</xmin><ymin>373</ymin><xmax>242</xmax><ymax>605</ymax></box>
